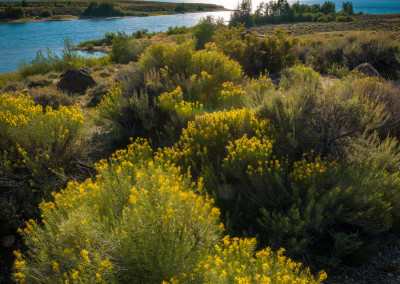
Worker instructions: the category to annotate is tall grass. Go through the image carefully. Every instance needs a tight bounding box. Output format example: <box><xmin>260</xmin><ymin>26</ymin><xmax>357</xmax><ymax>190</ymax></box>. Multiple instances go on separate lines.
<box><xmin>19</xmin><ymin>38</ymin><xmax>110</xmax><ymax>78</ymax></box>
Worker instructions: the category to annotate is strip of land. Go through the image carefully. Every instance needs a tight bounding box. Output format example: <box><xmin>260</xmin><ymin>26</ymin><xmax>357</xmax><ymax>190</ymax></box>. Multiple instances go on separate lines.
<box><xmin>0</xmin><ymin>0</ymin><xmax>227</xmax><ymax>23</ymax></box>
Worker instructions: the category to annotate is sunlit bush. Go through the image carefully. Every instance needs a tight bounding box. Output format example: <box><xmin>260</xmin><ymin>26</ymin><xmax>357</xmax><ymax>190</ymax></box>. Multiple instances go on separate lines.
<box><xmin>213</xmin><ymin>26</ymin><xmax>298</xmax><ymax>75</ymax></box>
<box><xmin>168</xmin><ymin>237</ymin><xmax>326</xmax><ymax>283</ymax></box>
<box><xmin>14</xmin><ymin>139</ymin><xmax>223</xmax><ymax>283</ymax></box>
<box><xmin>0</xmin><ymin>93</ymin><xmax>86</xmax><ymax>277</ymax></box>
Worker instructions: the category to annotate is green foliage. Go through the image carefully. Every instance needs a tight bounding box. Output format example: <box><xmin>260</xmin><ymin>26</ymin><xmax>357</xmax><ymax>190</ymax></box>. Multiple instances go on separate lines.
<box><xmin>174</xmin><ymin>3</ymin><xmax>186</xmax><ymax>13</ymax></box>
<box><xmin>258</xmin><ymin>66</ymin><xmax>386</xmax><ymax>160</ymax></box>
<box><xmin>298</xmin><ymin>31</ymin><xmax>400</xmax><ymax>78</ymax></box>
<box><xmin>39</xmin><ymin>9</ymin><xmax>52</xmax><ymax>18</ymax></box>
<box><xmin>13</xmin><ymin>140</ymin><xmax>223</xmax><ymax>283</ymax></box>
<box><xmin>166</xmin><ymin>26</ymin><xmax>189</xmax><ymax>35</ymax></box>
<box><xmin>336</xmin><ymin>15</ymin><xmax>355</xmax><ymax>22</ymax></box>
<box><xmin>82</xmin><ymin>1</ymin><xmax>123</xmax><ymax>17</ymax></box>
<box><xmin>230</xmin><ymin>0</ymin><xmax>254</xmax><ymax>27</ymax></box>
<box><xmin>252</xmin><ymin>0</ymin><xmax>343</xmax><ymax>26</ymax></box>
<box><xmin>19</xmin><ymin>38</ymin><xmax>110</xmax><ymax>77</ymax></box>
<box><xmin>327</xmin><ymin>63</ymin><xmax>350</xmax><ymax>78</ymax></box>
<box><xmin>110</xmin><ymin>32</ymin><xmax>149</xmax><ymax>64</ymax></box>
<box><xmin>213</xmin><ymin>26</ymin><xmax>298</xmax><ymax>75</ymax></box>
<box><xmin>3</xmin><ymin>6</ymin><xmax>25</xmax><ymax>19</ymax></box>
<box><xmin>0</xmin><ymin>93</ymin><xmax>86</xmax><ymax>282</ymax></box>
<box><xmin>342</xmin><ymin>2</ymin><xmax>354</xmax><ymax>14</ymax></box>
<box><xmin>192</xmin><ymin>16</ymin><xmax>224</xmax><ymax>50</ymax></box>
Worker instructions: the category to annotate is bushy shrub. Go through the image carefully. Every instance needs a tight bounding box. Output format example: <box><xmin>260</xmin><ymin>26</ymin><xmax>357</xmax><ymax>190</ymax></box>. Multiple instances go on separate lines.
<box><xmin>15</xmin><ymin>139</ymin><xmax>324</xmax><ymax>283</ymax></box>
<box><xmin>39</xmin><ymin>10</ymin><xmax>52</xmax><ymax>18</ymax></box>
<box><xmin>115</xmin><ymin>40</ymin><xmax>242</xmax><ymax>105</ymax></box>
<box><xmin>327</xmin><ymin>63</ymin><xmax>350</xmax><ymax>78</ymax></box>
<box><xmin>31</xmin><ymin>87</ymin><xmax>75</xmax><ymax>109</ymax></box>
<box><xmin>0</xmin><ymin>93</ymin><xmax>86</xmax><ymax>280</ymax></box>
<box><xmin>297</xmin><ymin>31</ymin><xmax>400</xmax><ymax>78</ymax></box>
<box><xmin>82</xmin><ymin>1</ymin><xmax>123</xmax><ymax>17</ymax></box>
<box><xmin>4</xmin><ymin>6</ymin><xmax>24</xmax><ymax>19</ymax></box>
<box><xmin>213</xmin><ymin>26</ymin><xmax>298</xmax><ymax>75</ymax></box>
<box><xmin>159</xmin><ymin>109</ymin><xmax>271</xmax><ymax>180</ymax></box>
<box><xmin>336</xmin><ymin>15</ymin><xmax>355</xmax><ymax>22</ymax></box>
<box><xmin>169</xmin><ymin>237</ymin><xmax>326</xmax><ymax>283</ymax></box>
<box><xmin>325</xmin><ymin>75</ymin><xmax>400</xmax><ymax>138</ymax></box>
<box><xmin>258</xmin><ymin>66</ymin><xmax>386</xmax><ymax>160</ymax></box>
<box><xmin>13</xmin><ymin>139</ymin><xmax>222</xmax><ymax>283</ymax></box>
<box><xmin>110</xmin><ymin>33</ymin><xmax>149</xmax><ymax>64</ymax></box>
<box><xmin>193</xmin><ymin>16</ymin><xmax>224</xmax><ymax>50</ymax></box>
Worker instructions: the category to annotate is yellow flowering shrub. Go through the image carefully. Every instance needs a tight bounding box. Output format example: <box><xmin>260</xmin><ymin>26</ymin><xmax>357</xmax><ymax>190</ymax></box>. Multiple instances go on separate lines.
<box><xmin>216</xmin><ymin>82</ymin><xmax>247</xmax><ymax>109</ymax></box>
<box><xmin>158</xmin><ymin>86</ymin><xmax>204</xmax><ymax>120</ymax></box>
<box><xmin>0</xmin><ymin>93</ymin><xmax>86</xmax><ymax>261</ymax></box>
<box><xmin>168</xmin><ymin>236</ymin><xmax>326</xmax><ymax>284</ymax></box>
<box><xmin>15</xmin><ymin>139</ymin><xmax>223</xmax><ymax>283</ymax></box>
<box><xmin>159</xmin><ymin>108</ymin><xmax>272</xmax><ymax>179</ymax></box>
<box><xmin>245</xmin><ymin>74</ymin><xmax>277</xmax><ymax>108</ymax></box>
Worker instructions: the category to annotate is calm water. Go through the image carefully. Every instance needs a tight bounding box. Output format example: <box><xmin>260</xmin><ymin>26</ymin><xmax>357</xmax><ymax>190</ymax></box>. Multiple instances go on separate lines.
<box><xmin>1</xmin><ymin>0</ymin><xmax>400</xmax><ymax>74</ymax></box>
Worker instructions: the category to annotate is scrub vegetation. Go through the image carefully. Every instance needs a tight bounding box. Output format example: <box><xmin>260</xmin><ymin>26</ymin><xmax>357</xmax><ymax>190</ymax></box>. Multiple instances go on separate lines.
<box><xmin>1</xmin><ymin>1</ymin><xmax>400</xmax><ymax>282</ymax></box>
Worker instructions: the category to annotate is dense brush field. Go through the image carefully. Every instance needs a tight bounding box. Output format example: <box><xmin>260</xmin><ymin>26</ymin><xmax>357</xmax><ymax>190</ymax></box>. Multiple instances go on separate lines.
<box><xmin>1</xmin><ymin>5</ymin><xmax>400</xmax><ymax>283</ymax></box>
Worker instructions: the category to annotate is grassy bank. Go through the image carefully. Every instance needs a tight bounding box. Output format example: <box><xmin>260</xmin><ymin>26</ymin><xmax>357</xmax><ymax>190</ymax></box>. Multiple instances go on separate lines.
<box><xmin>251</xmin><ymin>13</ymin><xmax>400</xmax><ymax>35</ymax></box>
<box><xmin>0</xmin><ymin>0</ymin><xmax>225</xmax><ymax>23</ymax></box>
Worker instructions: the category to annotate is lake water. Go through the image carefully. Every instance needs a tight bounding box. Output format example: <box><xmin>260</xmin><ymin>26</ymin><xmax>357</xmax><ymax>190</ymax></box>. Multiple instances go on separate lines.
<box><xmin>1</xmin><ymin>0</ymin><xmax>400</xmax><ymax>74</ymax></box>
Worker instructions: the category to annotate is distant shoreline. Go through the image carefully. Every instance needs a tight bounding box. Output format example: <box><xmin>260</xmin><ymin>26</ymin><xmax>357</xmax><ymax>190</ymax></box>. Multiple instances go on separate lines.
<box><xmin>0</xmin><ymin>8</ymin><xmax>230</xmax><ymax>24</ymax></box>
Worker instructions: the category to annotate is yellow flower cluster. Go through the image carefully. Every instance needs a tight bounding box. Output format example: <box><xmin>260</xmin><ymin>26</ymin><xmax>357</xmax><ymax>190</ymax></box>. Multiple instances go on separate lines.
<box><xmin>0</xmin><ymin>92</ymin><xmax>85</xmax><ymax>189</ymax></box>
<box><xmin>217</xmin><ymin>82</ymin><xmax>247</xmax><ymax>109</ymax></box>
<box><xmin>291</xmin><ymin>156</ymin><xmax>338</xmax><ymax>182</ymax></box>
<box><xmin>168</xmin><ymin>236</ymin><xmax>327</xmax><ymax>283</ymax></box>
<box><xmin>0</xmin><ymin>93</ymin><xmax>42</xmax><ymax>128</ymax></box>
<box><xmin>158</xmin><ymin>87</ymin><xmax>203</xmax><ymax>118</ymax></box>
<box><xmin>15</xmin><ymin>138</ymin><xmax>224</xmax><ymax>283</ymax></box>
<box><xmin>161</xmin><ymin>109</ymin><xmax>271</xmax><ymax>169</ymax></box>
<box><xmin>223</xmin><ymin>134</ymin><xmax>275</xmax><ymax>176</ymax></box>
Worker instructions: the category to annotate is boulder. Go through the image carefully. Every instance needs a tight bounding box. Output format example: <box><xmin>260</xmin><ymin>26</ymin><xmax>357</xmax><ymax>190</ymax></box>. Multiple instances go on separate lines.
<box><xmin>352</xmin><ymin>63</ymin><xmax>381</xmax><ymax>78</ymax></box>
<box><xmin>57</xmin><ymin>69</ymin><xmax>97</xmax><ymax>94</ymax></box>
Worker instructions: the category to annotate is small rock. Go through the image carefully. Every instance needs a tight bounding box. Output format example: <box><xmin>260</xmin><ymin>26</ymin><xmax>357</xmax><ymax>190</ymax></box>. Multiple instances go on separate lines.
<box><xmin>387</xmin><ymin>273</ymin><xmax>394</xmax><ymax>277</ymax></box>
<box><xmin>352</xmin><ymin>63</ymin><xmax>381</xmax><ymax>78</ymax></box>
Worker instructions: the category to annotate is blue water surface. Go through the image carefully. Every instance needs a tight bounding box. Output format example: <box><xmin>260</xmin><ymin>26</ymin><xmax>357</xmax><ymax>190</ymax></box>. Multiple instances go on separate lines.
<box><xmin>0</xmin><ymin>0</ymin><xmax>400</xmax><ymax>74</ymax></box>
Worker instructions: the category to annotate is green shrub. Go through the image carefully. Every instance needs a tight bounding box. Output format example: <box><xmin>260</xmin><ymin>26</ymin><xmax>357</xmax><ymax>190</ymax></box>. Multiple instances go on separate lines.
<box><xmin>336</xmin><ymin>15</ymin><xmax>355</xmax><ymax>22</ymax></box>
<box><xmin>193</xmin><ymin>16</ymin><xmax>224</xmax><ymax>50</ymax></box>
<box><xmin>82</xmin><ymin>1</ymin><xmax>123</xmax><ymax>17</ymax></box>
<box><xmin>258</xmin><ymin>66</ymin><xmax>386</xmax><ymax>160</ymax></box>
<box><xmin>0</xmin><ymin>93</ymin><xmax>86</xmax><ymax>281</ymax></box>
<box><xmin>327</xmin><ymin>63</ymin><xmax>350</xmax><ymax>78</ymax></box>
<box><xmin>174</xmin><ymin>3</ymin><xmax>186</xmax><ymax>13</ymax></box>
<box><xmin>298</xmin><ymin>31</ymin><xmax>400</xmax><ymax>78</ymax></box>
<box><xmin>31</xmin><ymin>87</ymin><xmax>75</xmax><ymax>110</ymax></box>
<box><xmin>110</xmin><ymin>33</ymin><xmax>149</xmax><ymax>64</ymax></box>
<box><xmin>39</xmin><ymin>10</ymin><xmax>52</xmax><ymax>18</ymax></box>
<box><xmin>325</xmin><ymin>75</ymin><xmax>400</xmax><ymax>138</ymax></box>
<box><xmin>302</xmin><ymin>12</ymin><xmax>314</xmax><ymax>22</ymax></box>
<box><xmin>166</xmin><ymin>26</ymin><xmax>189</xmax><ymax>35</ymax></box>
<box><xmin>317</xmin><ymin>15</ymin><xmax>328</xmax><ymax>22</ymax></box>
<box><xmin>15</xmin><ymin>139</ymin><xmax>325</xmax><ymax>283</ymax></box>
<box><xmin>4</xmin><ymin>6</ymin><xmax>24</xmax><ymax>19</ymax></box>
<box><xmin>13</xmin><ymin>139</ymin><xmax>222</xmax><ymax>283</ymax></box>
<box><xmin>213</xmin><ymin>26</ymin><xmax>298</xmax><ymax>75</ymax></box>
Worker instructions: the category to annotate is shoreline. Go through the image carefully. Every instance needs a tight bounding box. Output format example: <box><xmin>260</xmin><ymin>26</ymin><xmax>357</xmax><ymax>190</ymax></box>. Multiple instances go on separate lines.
<box><xmin>0</xmin><ymin>8</ymin><xmax>231</xmax><ymax>24</ymax></box>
